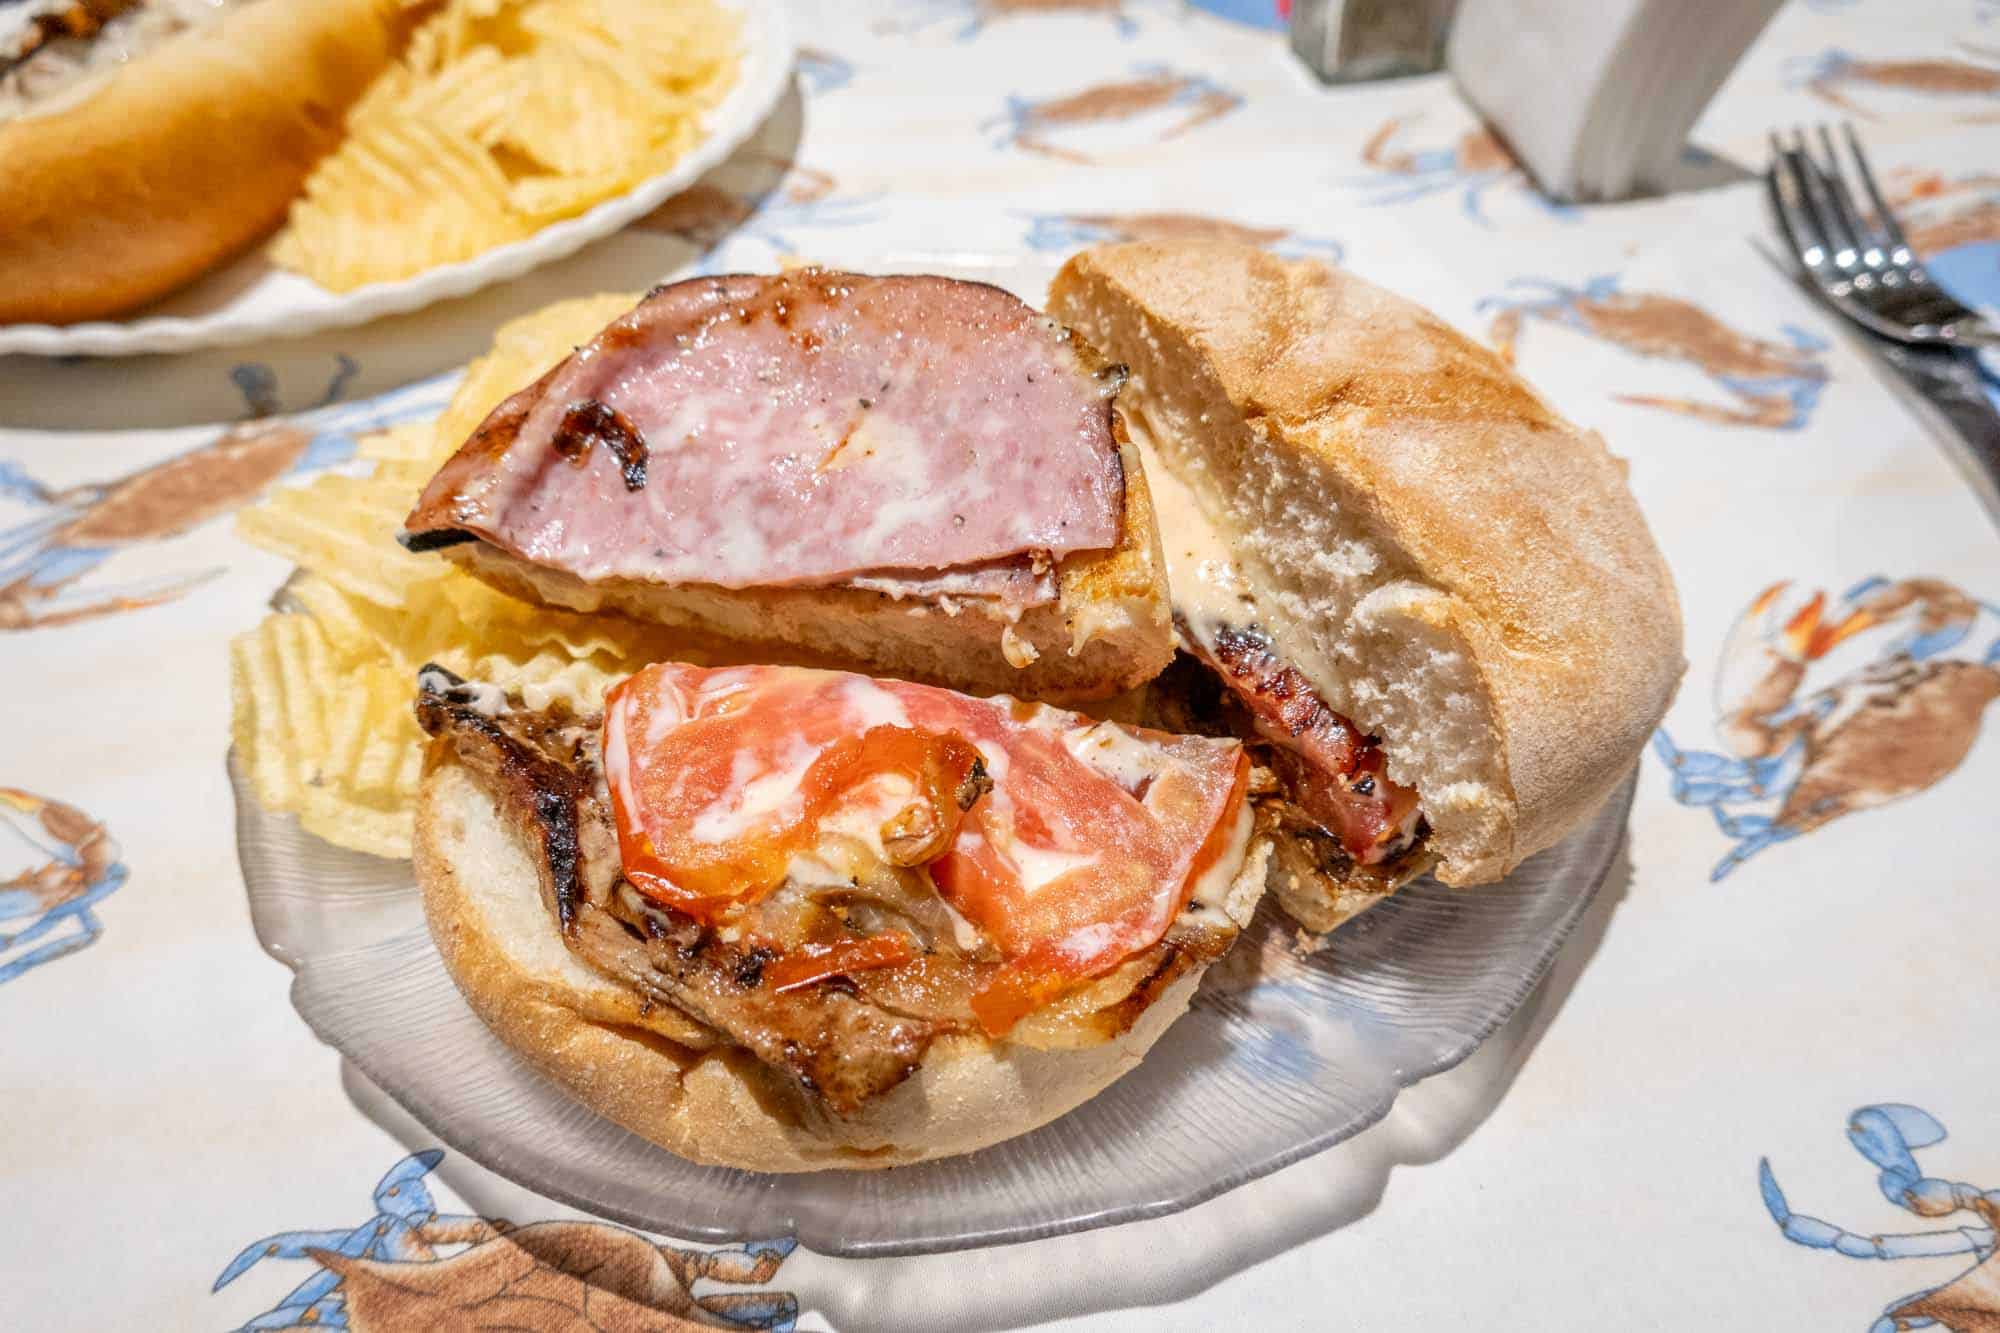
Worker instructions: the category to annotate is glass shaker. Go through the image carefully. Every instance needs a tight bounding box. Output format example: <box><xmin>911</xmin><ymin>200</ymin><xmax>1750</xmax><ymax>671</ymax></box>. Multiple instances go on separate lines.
<box><xmin>1289</xmin><ymin>0</ymin><xmax>1462</xmax><ymax>84</ymax></box>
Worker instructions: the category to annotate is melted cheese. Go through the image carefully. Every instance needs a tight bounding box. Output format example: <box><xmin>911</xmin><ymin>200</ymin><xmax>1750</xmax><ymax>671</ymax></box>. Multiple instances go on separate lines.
<box><xmin>815</xmin><ymin>770</ymin><xmax>918</xmax><ymax>861</ymax></box>
<box><xmin>1060</xmin><ymin>720</ymin><xmax>1172</xmax><ymax>792</ymax></box>
<box><xmin>1176</xmin><ymin>788</ymin><xmax>1256</xmax><ymax>924</ymax></box>
<box><xmin>2</xmin><ymin>0</ymin><xmax>248</xmax><ymax>124</ymax></box>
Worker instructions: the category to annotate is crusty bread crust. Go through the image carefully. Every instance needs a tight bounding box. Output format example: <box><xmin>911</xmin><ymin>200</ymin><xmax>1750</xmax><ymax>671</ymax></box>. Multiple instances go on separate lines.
<box><xmin>445</xmin><ymin>429</ymin><xmax>1174</xmax><ymax>703</ymax></box>
<box><xmin>1050</xmin><ymin>241</ymin><xmax>1684</xmax><ymax>885</ymax></box>
<box><xmin>0</xmin><ymin>0</ymin><xmax>420</xmax><ymax>325</ymax></box>
<box><xmin>414</xmin><ymin>760</ymin><xmax>1269</xmax><ymax>1172</ymax></box>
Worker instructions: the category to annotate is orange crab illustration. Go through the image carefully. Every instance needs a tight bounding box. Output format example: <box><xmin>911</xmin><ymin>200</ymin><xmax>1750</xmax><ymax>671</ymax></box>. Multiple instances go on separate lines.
<box><xmin>1883</xmin><ymin>167</ymin><xmax>2000</xmax><ymax>256</ymax></box>
<box><xmin>0</xmin><ymin>787</ymin><xmax>124</xmax><ymax>984</ymax></box>
<box><xmin>1655</xmin><ymin>578</ymin><xmax>2000</xmax><ymax>879</ymax></box>
<box><xmin>1482</xmin><ymin>275</ymin><xmax>1831</xmax><ymax>429</ymax></box>
<box><xmin>987</xmin><ymin>66</ymin><xmax>1243</xmax><ymax>163</ymax></box>
<box><xmin>1021</xmin><ymin>210</ymin><xmax>1342</xmax><ymax>259</ymax></box>
<box><xmin>215</xmin><ymin>1150</ymin><xmax>799</xmax><ymax>1331</ymax></box>
<box><xmin>880</xmin><ymin>0</ymin><xmax>1134</xmax><ymax>40</ymax></box>
<box><xmin>1788</xmin><ymin>45</ymin><xmax>2000</xmax><ymax>121</ymax></box>
<box><xmin>0</xmin><ymin>426</ymin><xmax>306</xmax><ymax>629</ymax></box>
<box><xmin>0</xmin><ymin>383</ymin><xmax>449</xmax><ymax>630</ymax></box>
<box><xmin>634</xmin><ymin>159</ymin><xmax>879</xmax><ymax>272</ymax></box>
<box><xmin>1346</xmin><ymin>116</ymin><xmax>1568</xmax><ymax>225</ymax></box>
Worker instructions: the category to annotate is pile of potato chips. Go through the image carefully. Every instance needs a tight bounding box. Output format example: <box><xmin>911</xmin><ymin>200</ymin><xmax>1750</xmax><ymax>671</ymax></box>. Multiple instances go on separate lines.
<box><xmin>230</xmin><ymin>294</ymin><xmax>684</xmax><ymax>858</ymax></box>
<box><xmin>272</xmin><ymin>0</ymin><xmax>739</xmax><ymax>291</ymax></box>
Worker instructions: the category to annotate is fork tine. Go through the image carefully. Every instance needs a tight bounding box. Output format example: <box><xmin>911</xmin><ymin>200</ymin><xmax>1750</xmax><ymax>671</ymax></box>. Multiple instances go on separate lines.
<box><xmin>1788</xmin><ymin>127</ymin><xmax>1860</xmax><ymax>264</ymax></box>
<box><xmin>1840</xmin><ymin>122</ymin><xmax>1912</xmax><ymax>255</ymax></box>
<box><xmin>1812</xmin><ymin>124</ymin><xmax>1873</xmax><ymax>260</ymax></box>
<box><xmin>1765</xmin><ymin>134</ymin><xmax>1821</xmax><ymax>270</ymax></box>
<box><xmin>1771</xmin><ymin>133</ymin><xmax>1835</xmax><ymax>274</ymax></box>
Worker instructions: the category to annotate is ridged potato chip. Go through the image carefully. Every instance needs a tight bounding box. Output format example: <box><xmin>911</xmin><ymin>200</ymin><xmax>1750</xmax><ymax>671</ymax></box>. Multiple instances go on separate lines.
<box><xmin>272</xmin><ymin>0</ymin><xmax>738</xmax><ymax>291</ymax></box>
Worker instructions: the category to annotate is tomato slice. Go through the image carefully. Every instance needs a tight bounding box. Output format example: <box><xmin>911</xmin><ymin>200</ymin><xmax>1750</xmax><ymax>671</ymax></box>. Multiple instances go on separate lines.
<box><xmin>605</xmin><ymin>667</ymin><xmax>985</xmax><ymax>922</ymax></box>
<box><xmin>765</xmin><ymin>933</ymin><xmax>916</xmax><ymax>993</ymax></box>
<box><xmin>604</xmin><ymin>664</ymin><xmax>1251</xmax><ymax>1034</ymax></box>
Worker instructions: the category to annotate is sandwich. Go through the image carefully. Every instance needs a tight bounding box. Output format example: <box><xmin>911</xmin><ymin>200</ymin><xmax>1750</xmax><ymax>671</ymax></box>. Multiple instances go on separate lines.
<box><xmin>413</xmin><ymin>660</ymin><xmax>1266</xmax><ymax>1170</ymax></box>
<box><xmin>393</xmin><ymin>244</ymin><xmax>1681</xmax><ymax>1172</ymax></box>
<box><xmin>0</xmin><ymin>0</ymin><xmax>423</xmax><ymax>325</ymax></box>
<box><xmin>1047</xmin><ymin>241</ymin><xmax>1685</xmax><ymax>931</ymax></box>
<box><xmin>401</xmin><ymin>269</ymin><xmax>1173</xmax><ymax>702</ymax></box>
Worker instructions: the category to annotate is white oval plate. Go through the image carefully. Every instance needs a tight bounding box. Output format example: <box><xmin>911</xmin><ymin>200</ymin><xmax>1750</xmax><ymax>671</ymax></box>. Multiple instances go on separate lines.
<box><xmin>231</xmin><ymin>743</ymin><xmax>1632</xmax><ymax>1257</ymax></box>
<box><xmin>0</xmin><ymin>1</ymin><xmax>792</xmax><ymax>359</ymax></box>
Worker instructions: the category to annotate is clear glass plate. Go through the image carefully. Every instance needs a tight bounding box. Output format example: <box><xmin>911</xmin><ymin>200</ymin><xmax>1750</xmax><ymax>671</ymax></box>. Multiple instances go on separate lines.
<box><xmin>231</xmin><ymin>749</ymin><xmax>1632</xmax><ymax>1257</ymax></box>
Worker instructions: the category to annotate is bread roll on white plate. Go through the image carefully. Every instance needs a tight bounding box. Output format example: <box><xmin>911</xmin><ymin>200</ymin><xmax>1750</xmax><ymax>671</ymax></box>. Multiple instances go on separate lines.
<box><xmin>0</xmin><ymin>0</ymin><xmax>423</xmax><ymax>325</ymax></box>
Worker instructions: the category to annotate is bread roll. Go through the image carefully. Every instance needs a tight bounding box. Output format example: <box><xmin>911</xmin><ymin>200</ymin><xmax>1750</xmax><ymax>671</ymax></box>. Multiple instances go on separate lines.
<box><xmin>1049</xmin><ymin>241</ymin><xmax>1684</xmax><ymax>893</ymax></box>
<box><xmin>0</xmin><ymin>0</ymin><xmax>422</xmax><ymax>325</ymax></box>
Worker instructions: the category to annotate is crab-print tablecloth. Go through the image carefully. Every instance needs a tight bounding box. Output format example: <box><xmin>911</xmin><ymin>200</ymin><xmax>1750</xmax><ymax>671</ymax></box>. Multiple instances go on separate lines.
<box><xmin>7</xmin><ymin>2</ymin><xmax>2000</xmax><ymax>1329</ymax></box>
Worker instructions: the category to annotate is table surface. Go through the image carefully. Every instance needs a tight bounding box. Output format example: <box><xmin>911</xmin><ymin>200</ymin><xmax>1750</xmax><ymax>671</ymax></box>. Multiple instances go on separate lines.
<box><xmin>6</xmin><ymin>2</ymin><xmax>1999</xmax><ymax>1329</ymax></box>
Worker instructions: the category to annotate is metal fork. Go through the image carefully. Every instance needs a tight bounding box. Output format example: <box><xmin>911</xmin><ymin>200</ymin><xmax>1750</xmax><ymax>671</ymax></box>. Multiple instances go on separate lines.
<box><xmin>1766</xmin><ymin>124</ymin><xmax>2000</xmax><ymax>348</ymax></box>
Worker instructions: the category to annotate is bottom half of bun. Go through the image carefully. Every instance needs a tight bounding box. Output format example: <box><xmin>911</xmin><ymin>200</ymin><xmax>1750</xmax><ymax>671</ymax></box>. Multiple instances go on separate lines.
<box><xmin>413</xmin><ymin>761</ymin><xmax>1269</xmax><ymax>1173</ymax></box>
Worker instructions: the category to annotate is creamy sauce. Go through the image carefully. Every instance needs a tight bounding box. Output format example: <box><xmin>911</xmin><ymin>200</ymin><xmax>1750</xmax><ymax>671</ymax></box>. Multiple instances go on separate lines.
<box><xmin>1122</xmin><ymin>413</ymin><xmax>1258</xmax><ymax>657</ymax></box>
<box><xmin>1059</xmin><ymin>719</ymin><xmax>1172</xmax><ymax>791</ymax></box>
<box><xmin>1180</xmin><ymin>792</ymin><xmax>1256</xmax><ymax>933</ymax></box>
<box><xmin>688</xmin><ymin>741</ymin><xmax>818</xmax><ymax>844</ymax></box>
<box><xmin>815</xmin><ymin>770</ymin><xmax>919</xmax><ymax>862</ymax></box>
<box><xmin>1123</xmin><ymin>411</ymin><xmax>1427</xmax><ymax>862</ymax></box>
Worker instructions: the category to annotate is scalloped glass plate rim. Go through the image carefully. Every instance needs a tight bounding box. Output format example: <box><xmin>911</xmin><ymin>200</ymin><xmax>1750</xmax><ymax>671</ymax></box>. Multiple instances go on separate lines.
<box><xmin>231</xmin><ymin>739</ymin><xmax>1631</xmax><ymax>1257</ymax></box>
<box><xmin>0</xmin><ymin>0</ymin><xmax>793</xmax><ymax>358</ymax></box>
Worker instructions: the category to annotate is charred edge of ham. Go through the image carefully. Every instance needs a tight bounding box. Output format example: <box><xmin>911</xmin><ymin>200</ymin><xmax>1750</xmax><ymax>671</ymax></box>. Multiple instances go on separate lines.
<box><xmin>551</xmin><ymin>398</ymin><xmax>649</xmax><ymax>492</ymax></box>
<box><xmin>398</xmin><ymin>529</ymin><xmax>479</xmax><ymax>553</ymax></box>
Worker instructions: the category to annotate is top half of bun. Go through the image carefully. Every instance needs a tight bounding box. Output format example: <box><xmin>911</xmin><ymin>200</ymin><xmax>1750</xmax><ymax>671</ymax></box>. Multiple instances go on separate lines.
<box><xmin>1049</xmin><ymin>240</ymin><xmax>1685</xmax><ymax>885</ymax></box>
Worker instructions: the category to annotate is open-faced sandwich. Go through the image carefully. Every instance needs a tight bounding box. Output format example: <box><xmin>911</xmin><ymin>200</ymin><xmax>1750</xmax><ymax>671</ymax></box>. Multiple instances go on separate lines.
<box><xmin>402</xmin><ymin>269</ymin><xmax>1172</xmax><ymax>702</ymax></box>
<box><xmin>414</xmin><ymin>660</ymin><xmax>1265</xmax><ymax>1170</ymax></box>
<box><xmin>233</xmin><ymin>239</ymin><xmax>1681</xmax><ymax>1173</ymax></box>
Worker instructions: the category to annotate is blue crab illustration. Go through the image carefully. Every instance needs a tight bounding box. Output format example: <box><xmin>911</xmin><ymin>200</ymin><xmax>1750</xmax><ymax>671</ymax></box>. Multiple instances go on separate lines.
<box><xmin>215</xmin><ymin>1150</ymin><xmax>800</xmax><ymax>1331</ymax></box>
<box><xmin>1480</xmin><ymin>274</ymin><xmax>1831</xmax><ymax>429</ymax></box>
<box><xmin>1784</xmin><ymin>45</ymin><xmax>2000</xmax><ymax>119</ymax></box>
<box><xmin>0</xmin><ymin>787</ymin><xmax>124</xmax><ymax>985</ymax></box>
<box><xmin>0</xmin><ymin>375</ymin><xmax>449</xmax><ymax>630</ymax></box>
<box><xmin>1654</xmin><ymin>577</ymin><xmax>2000</xmax><ymax>880</ymax></box>
<box><xmin>1021</xmin><ymin>210</ymin><xmax>1342</xmax><ymax>261</ymax></box>
<box><xmin>986</xmin><ymin>64</ymin><xmax>1243</xmax><ymax>163</ymax></box>
<box><xmin>1340</xmin><ymin>116</ymin><xmax>1571</xmax><ymax>227</ymax></box>
<box><xmin>1762</xmin><ymin>1104</ymin><xmax>2000</xmax><ymax>1331</ymax></box>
